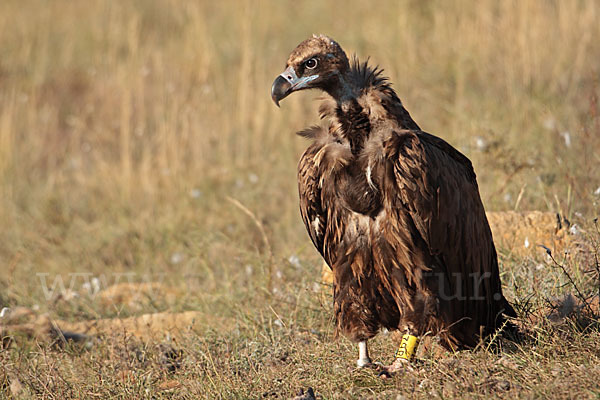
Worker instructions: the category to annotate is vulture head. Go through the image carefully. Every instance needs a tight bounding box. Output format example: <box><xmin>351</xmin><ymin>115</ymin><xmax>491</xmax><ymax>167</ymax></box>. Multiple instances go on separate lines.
<box><xmin>271</xmin><ymin>35</ymin><xmax>351</xmax><ymax>106</ymax></box>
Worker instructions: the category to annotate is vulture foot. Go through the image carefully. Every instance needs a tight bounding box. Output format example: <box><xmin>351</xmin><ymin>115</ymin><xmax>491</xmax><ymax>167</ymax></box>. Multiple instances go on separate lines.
<box><xmin>356</xmin><ymin>359</ymin><xmax>383</xmax><ymax>370</ymax></box>
<box><xmin>377</xmin><ymin>358</ymin><xmax>414</xmax><ymax>378</ymax></box>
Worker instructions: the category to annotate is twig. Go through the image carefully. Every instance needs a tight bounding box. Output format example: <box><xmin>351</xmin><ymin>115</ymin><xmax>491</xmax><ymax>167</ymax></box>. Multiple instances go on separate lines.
<box><xmin>595</xmin><ymin>253</ymin><xmax>600</xmax><ymax>308</ymax></box>
<box><xmin>543</xmin><ymin>248</ymin><xmax>596</xmax><ymax>317</ymax></box>
<box><xmin>591</xmin><ymin>218</ymin><xmax>600</xmax><ymax>256</ymax></box>
<box><xmin>485</xmin><ymin>319</ymin><xmax>510</xmax><ymax>353</ymax></box>
<box><xmin>491</xmin><ymin>166</ymin><xmax>526</xmax><ymax>199</ymax></box>
<box><xmin>513</xmin><ymin>183</ymin><xmax>527</xmax><ymax>211</ymax></box>
<box><xmin>226</xmin><ymin>196</ymin><xmax>274</xmax><ymax>293</ymax></box>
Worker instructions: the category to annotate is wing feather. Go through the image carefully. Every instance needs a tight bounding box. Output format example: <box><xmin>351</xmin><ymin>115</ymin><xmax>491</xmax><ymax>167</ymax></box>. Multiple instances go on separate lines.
<box><xmin>387</xmin><ymin>130</ymin><xmax>513</xmax><ymax>339</ymax></box>
<box><xmin>298</xmin><ymin>142</ymin><xmax>327</xmax><ymax>261</ymax></box>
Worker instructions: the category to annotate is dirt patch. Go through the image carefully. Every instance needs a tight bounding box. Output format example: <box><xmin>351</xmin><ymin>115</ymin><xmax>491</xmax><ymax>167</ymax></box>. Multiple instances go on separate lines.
<box><xmin>97</xmin><ymin>282</ymin><xmax>179</xmax><ymax>311</ymax></box>
<box><xmin>1</xmin><ymin>283</ymin><xmax>232</xmax><ymax>344</ymax></box>
<box><xmin>486</xmin><ymin>211</ymin><xmax>580</xmax><ymax>257</ymax></box>
<box><xmin>1</xmin><ymin>308</ymin><xmax>231</xmax><ymax>345</ymax></box>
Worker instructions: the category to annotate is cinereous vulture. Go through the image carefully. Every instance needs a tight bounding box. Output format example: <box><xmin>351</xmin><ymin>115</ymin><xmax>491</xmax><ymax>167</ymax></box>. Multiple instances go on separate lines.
<box><xmin>271</xmin><ymin>35</ymin><xmax>515</xmax><ymax>373</ymax></box>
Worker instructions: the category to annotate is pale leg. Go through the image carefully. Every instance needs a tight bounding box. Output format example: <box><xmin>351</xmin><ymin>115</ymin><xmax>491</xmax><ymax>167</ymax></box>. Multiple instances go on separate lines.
<box><xmin>356</xmin><ymin>340</ymin><xmax>372</xmax><ymax>367</ymax></box>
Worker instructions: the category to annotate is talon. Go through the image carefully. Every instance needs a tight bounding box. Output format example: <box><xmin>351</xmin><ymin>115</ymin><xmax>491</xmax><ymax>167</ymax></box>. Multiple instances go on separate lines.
<box><xmin>378</xmin><ymin>370</ymin><xmax>392</xmax><ymax>379</ymax></box>
<box><xmin>380</xmin><ymin>357</ymin><xmax>414</xmax><ymax>376</ymax></box>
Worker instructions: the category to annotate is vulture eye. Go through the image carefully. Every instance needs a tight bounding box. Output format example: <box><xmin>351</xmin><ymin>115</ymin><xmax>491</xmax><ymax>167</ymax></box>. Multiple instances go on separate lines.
<box><xmin>305</xmin><ymin>58</ymin><xmax>318</xmax><ymax>69</ymax></box>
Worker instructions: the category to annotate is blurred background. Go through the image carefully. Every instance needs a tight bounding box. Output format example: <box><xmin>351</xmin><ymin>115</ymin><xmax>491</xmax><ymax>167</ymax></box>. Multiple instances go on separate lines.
<box><xmin>1</xmin><ymin>1</ymin><xmax>600</xmax><ymax>397</ymax></box>
<box><xmin>1</xmin><ymin>0</ymin><xmax>599</xmax><ymax>313</ymax></box>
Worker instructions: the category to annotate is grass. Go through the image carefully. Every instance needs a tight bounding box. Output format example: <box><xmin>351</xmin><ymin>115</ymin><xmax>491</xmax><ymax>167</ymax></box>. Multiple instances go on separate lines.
<box><xmin>1</xmin><ymin>0</ymin><xmax>600</xmax><ymax>398</ymax></box>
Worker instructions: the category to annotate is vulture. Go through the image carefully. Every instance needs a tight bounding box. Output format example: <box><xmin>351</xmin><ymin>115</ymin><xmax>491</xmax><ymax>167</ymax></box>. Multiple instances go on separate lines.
<box><xmin>271</xmin><ymin>35</ymin><xmax>515</xmax><ymax>372</ymax></box>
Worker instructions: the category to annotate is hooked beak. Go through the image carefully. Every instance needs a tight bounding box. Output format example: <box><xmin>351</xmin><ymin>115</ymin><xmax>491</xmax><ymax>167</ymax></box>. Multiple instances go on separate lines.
<box><xmin>271</xmin><ymin>66</ymin><xmax>319</xmax><ymax>107</ymax></box>
<box><xmin>271</xmin><ymin>75</ymin><xmax>291</xmax><ymax>107</ymax></box>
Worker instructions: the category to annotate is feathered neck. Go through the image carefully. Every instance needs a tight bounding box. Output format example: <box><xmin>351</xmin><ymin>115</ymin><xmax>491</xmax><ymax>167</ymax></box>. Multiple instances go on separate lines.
<box><xmin>319</xmin><ymin>58</ymin><xmax>420</xmax><ymax>154</ymax></box>
<box><xmin>326</xmin><ymin>57</ymin><xmax>393</xmax><ymax>103</ymax></box>
<box><xmin>347</xmin><ymin>57</ymin><xmax>393</xmax><ymax>95</ymax></box>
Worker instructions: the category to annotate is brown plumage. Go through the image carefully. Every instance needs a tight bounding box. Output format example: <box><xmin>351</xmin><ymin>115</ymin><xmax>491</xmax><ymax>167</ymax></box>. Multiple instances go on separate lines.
<box><xmin>272</xmin><ymin>35</ymin><xmax>515</xmax><ymax>364</ymax></box>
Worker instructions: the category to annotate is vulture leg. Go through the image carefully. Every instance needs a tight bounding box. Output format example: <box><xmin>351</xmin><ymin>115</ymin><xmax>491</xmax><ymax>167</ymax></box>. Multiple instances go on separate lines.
<box><xmin>356</xmin><ymin>340</ymin><xmax>372</xmax><ymax>368</ymax></box>
<box><xmin>381</xmin><ymin>334</ymin><xmax>419</xmax><ymax>375</ymax></box>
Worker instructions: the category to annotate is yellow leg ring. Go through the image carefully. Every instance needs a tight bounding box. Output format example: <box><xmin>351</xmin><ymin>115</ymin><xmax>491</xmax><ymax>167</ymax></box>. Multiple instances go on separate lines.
<box><xmin>395</xmin><ymin>334</ymin><xmax>419</xmax><ymax>361</ymax></box>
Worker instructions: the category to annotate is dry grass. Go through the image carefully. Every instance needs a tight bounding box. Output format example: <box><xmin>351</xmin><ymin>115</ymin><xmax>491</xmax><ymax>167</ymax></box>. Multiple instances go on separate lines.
<box><xmin>1</xmin><ymin>0</ymin><xmax>600</xmax><ymax>398</ymax></box>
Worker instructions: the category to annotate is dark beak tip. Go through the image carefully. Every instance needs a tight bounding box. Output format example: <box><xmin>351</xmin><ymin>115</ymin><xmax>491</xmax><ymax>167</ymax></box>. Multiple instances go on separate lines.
<box><xmin>271</xmin><ymin>90</ymin><xmax>281</xmax><ymax>107</ymax></box>
<box><xmin>271</xmin><ymin>75</ymin><xmax>291</xmax><ymax>107</ymax></box>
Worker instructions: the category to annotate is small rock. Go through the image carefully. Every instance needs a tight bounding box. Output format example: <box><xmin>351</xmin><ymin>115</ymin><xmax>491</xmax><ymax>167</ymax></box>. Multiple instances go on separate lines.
<box><xmin>292</xmin><ymin>387</ymin><xmax>316</xmax><ymax>400</ymax></box>
<box><xmin>419</xmin><ymin>378</ymin><xmax>433</xmax><ymax>389</ymax></box>
<box><xmin>495</xmin><ymin>380</ymin><xmax>511</xmax><ymax>391</ymax></box>
<box><xmin>496</xmin><ymin>356</ymin><xmax>518</xmax><ymax>370</ymax></box>
<box><xmin>248</xmin><ymin>173</ymin><xmax>259</xmax><ymax>184</ymax></box>
<box><xmin>0</xmin><ymin>306</ymin><xmax>35</xmax><ymax>324</ymax></box>
<box><xmin>157</xmin><ymin>379</ymin><xmax>181</xmax><ymax>391</ymax></box>
<box><xmin>190</xmin><ymin>188</ymin><xmax>202</xmax><ymax>199</ymax></box>
<box><xmin>288</xmin><ymin>255</ymin><xmax>301</xmax><ymax>269</ymax></box>
<box><xmin>158</xmin><ymin>344</ymin><xmax>183</xmax><ymax>373</ymax></box>
<box><xmin>170</xmin><ymin>252</ymin><xmax>185</xmax><ymax>264</ymax></box>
